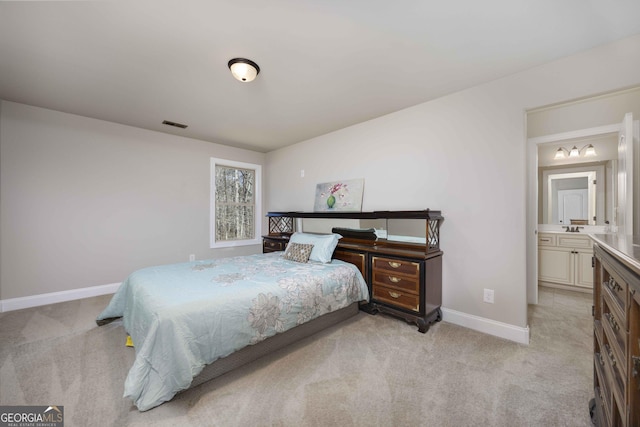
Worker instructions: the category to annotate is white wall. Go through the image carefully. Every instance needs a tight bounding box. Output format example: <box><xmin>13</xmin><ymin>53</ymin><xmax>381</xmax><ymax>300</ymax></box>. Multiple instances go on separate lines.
<box><xmin>0</xmin><ymin>101</ymin><xmax>265</xmax><ymax>302</ymax></box>
<box><xmin>527</xmin><ymin>87</ymin><xmax>640</xmax><ymax>138</ymax></box>
<box><xmin>265</xmin><ymin>34</ymin><xmax>640</xmax><ymax>341</ymax></box>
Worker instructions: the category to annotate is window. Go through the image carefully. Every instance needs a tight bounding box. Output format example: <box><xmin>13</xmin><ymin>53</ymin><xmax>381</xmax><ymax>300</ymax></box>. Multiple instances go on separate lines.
<box><xmin>210</xmin><ymin>158</ymin><xmax>262</xmax><ymax>248</ymax></box>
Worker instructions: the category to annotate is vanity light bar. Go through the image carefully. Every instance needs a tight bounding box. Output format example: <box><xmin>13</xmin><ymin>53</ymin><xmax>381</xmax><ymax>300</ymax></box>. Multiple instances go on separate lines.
<box><xmin>554</xmin><ymin>144</ymin><xmax>596</xmax><ymax>160</ymax></box>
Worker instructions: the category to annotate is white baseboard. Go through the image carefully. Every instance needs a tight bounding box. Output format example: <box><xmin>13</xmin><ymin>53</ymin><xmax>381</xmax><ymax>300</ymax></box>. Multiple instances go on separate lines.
<box><xmin>442</xmin><ymin>307</ymin><xmax>530</xmax><ymax>345</ymax></box>
<box><xmin>0</xmin><ymin>283</ymin><xmax>121</xmax><ymax>312</ymax></box>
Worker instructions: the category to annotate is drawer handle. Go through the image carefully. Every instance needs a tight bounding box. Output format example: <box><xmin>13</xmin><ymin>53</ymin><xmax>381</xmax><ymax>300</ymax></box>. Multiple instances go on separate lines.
<box><xmin>606</xmin><ymin>277</ymin><xmax>623</xmax><ymax>292</ymax></box>
<box><xmin>540</xmin><ymin>238</ymin><xmax>551</xmax><ymax>242</ymax></box>
<box><xmin>605</xmin><ymin>344</ymin><xmax>616</xmax><ymax>367</ymax></box>
<box><xmin>605</xmin><ymin>313</ymin><xmax>620</xmax><ymax>331</ymax></box>
<box><xmin>388</xmin><ymin>261</ymin><xmax>402</xmax><ymax>268</ymax></box>
<box><xmin>388</xmin><ymin>291</ymin><xmax>401</xmax><ymax>299</ymax></box>
<box><xmin>388</xmin><ymin>276</ymin><xmax>401</xmax><ymax>283</ymax></box>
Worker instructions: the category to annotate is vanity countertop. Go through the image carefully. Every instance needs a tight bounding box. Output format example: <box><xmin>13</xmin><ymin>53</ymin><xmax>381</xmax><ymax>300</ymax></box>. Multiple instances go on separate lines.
<box><xmin>539</xmin><ymin>230</ymin><xmax>591</xmax><ymax>235</ymax></box>
<box><xmin>537</xmin><ymin>225</ymin><xmax>613</xmax><ymax>235</ymax></box>
<box><xmin>539</xmin><ymin>230</ymin><xmax>611</xmax><ymax>236</ymax></box>
<box><xmin>589</xmin><ymin>234</ymin><xmax>640</xmax><ymax>276</ymax></box>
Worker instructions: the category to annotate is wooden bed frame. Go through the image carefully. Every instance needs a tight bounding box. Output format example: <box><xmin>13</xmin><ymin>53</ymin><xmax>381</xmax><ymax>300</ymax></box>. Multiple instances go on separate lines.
<box><xmin>188</xmin><ymin>302</ymin><xmax>359</xmax><ymax>389</ymax></box>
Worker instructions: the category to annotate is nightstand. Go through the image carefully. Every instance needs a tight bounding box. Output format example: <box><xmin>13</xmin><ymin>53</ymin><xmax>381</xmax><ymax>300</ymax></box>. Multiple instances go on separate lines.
<box><xmin>262</xmin><ymin>235</ymin><xmax>290</xmax><ymax>253</ymax></box>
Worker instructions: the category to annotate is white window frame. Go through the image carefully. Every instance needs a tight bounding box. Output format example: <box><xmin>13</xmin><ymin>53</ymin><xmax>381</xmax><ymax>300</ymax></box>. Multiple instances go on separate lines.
<box><xmin>210</xmin><ymin>158</ymin><xmax>262</xmax><ymax>248</ymax></box>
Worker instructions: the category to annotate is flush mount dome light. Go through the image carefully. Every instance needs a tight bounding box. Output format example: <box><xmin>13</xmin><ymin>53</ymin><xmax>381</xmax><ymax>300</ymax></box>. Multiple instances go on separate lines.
<box><xmin>228</xmin><ymin>58</ymin><xmax>260</xmax><ymax>82</ymax></box>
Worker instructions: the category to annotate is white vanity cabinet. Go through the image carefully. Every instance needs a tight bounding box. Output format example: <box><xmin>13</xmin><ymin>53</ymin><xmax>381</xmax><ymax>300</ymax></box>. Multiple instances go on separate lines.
<box><xmin>538</xmin><ymin>232</ymin><xmax>593</xmax><ymax>291</ymax></box>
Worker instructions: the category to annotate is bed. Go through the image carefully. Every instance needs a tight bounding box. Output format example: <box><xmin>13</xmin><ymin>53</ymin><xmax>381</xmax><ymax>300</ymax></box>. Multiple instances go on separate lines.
<box><xmin>96</xmin><ymin>245</ymin><xmax>369</xmax><ymax>411</ymax></box>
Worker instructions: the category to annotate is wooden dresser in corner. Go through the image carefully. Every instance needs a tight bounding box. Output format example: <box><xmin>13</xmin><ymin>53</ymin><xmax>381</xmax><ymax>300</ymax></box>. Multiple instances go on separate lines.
<box><xmin>264</xmin><ymin>210</ymin><xmax>444</xmax><ymax>333</ymax></box>
<box><xmin>590</xmin><ymin>234</ymin><xmax>640</xmax><ymax>426</ymax></box>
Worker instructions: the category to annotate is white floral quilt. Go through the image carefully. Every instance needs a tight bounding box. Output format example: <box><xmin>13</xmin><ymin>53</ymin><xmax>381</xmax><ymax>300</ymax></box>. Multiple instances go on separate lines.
<box><xmin>96</xmin><ymin>252</ymin><xmax>369</xmax><ymax>411</ymax></box>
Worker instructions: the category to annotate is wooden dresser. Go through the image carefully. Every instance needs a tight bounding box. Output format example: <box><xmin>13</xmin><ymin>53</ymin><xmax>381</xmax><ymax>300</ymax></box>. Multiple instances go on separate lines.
<box><xmin>335</xmin><ymin>240</ymin><xmax>442</xmax><ymax>333</ymax></box>
<box><xmin>264</xmin><ymin>210</ymin><xmax>444</xmax><ymax>333</ymax></box>
<box><xmin>590</xmin><ymin>234</ymin><xmax>640</xmax><ymax>426</ymax></box>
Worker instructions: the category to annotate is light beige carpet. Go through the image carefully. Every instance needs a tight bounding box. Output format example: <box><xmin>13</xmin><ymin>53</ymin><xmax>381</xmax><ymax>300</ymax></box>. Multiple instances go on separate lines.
<box><xmin>0</xmin><ymin>287</ymin><xmax>593</xmax><ymax>427</ymax></box>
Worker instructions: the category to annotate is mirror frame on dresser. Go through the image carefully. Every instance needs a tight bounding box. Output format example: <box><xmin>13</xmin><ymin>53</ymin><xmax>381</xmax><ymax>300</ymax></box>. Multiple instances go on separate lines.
<box><xmin>264</xmin><ymin>210</ymin><xmax>444</xmax><ymax>333</ymax></box>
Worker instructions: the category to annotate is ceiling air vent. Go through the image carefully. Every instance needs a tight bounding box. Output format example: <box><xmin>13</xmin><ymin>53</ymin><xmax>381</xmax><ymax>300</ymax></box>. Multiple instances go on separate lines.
<box><xmin>162</xmin><ymin>120</ymin><xmax>188</xmax><ymax>129</ymax></box>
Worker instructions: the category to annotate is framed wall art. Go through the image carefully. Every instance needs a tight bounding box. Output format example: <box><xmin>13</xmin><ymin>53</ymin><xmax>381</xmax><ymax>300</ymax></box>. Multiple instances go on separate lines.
<box><xmin>313</xmin><ymin>178</ymin><xmax>364</xmax><ymax>212</ymax></box>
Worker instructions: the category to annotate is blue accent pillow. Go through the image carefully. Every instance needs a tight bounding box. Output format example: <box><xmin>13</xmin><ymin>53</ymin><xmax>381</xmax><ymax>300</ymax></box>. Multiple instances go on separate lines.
<box><xmin>288</xmin><ymin>232</ymin><xmax>342</xmax><ymax>263</ymax></box>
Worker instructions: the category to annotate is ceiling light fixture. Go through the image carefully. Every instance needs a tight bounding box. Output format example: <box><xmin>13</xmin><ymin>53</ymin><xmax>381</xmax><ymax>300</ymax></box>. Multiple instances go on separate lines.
<box><xmin>228</xmin><ymin>58</ymin><xmax>260</xmax><ymax>82</ymax></box>
<box><xmin>554</xmin><ymin>144</ymin><xmax>597</xmax><ymax>160</ymax></box>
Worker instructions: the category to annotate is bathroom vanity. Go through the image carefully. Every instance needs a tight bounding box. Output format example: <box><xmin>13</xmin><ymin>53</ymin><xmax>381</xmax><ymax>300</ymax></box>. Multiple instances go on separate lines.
<box><xmin>538</xmin><ymin>231</ymin><xmax>594</xmax><ymax>292</ymax></box>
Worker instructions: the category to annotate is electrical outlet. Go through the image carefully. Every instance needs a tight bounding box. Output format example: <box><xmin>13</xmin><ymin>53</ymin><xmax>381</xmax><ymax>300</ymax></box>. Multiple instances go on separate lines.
<box><xmin>300</xmin><ymin>169</ymin><xmax>305</xmax><ymax>178</ymax></box>
<box><xmin>189</xmin><ymin>254</ymin><xmax>195</xmax><ymax>262</ymax></box>
<box><xmin>483</xmin><ymin>288</ymin><xmax>494</xmax><ymax>304</ymax></box>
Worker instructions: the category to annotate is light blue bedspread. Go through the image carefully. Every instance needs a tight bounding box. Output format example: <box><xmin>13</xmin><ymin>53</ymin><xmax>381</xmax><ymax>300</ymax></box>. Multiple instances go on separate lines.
<box><xmin>96</xmin><ymin>252</ymin><xmax>369</xmax><ymax>411</ymax></box>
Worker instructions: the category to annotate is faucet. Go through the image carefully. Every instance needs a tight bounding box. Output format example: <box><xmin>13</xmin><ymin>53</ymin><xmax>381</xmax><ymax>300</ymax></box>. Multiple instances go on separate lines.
<box><xmin>563</xmin><ymin>226</ymin><xmax>584</xmax><ymax>232</ymax></box>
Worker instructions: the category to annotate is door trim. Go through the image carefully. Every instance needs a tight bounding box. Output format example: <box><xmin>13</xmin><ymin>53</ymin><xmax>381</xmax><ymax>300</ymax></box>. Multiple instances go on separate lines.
<box><xmin>526</xmin><ymin>123</ymin><xmax>620</xmax><ymax>305</ymax></box>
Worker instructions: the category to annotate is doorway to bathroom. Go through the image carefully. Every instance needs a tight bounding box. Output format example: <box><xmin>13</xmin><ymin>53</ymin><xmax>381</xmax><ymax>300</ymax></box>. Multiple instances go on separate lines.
<box><xmin>526</xmin><ymin>86</ymin><xmax>640</xmax><ymax>305</ymax></box>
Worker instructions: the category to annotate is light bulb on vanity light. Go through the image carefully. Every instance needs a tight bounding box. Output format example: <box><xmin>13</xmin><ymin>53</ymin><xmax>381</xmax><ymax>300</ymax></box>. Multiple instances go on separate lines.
<box><xmin>583</xmin><ymin>144</ymin><xmax>596</xmax><ymax>156</ymax></box>
<box><xmin>569</xmin><ymin>146</ymin><xmax>580</xmax><ymax>158</ymax></box>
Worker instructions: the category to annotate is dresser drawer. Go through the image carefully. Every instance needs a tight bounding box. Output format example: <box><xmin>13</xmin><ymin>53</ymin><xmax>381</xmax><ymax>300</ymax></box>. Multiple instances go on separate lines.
<box><xmin>594</xmin><ymin>340</ymin><xmax>612</xmax><ymax>424</ymax></box>
<box><xmin>372</xmin><ymin>284</ymin><xmax>420</xmax><ymax>312</ymax></box>
<box><xmin>372</xmin><ymin>256</ymin><xmax>420</xmax><ymax>278</ymax></box>
<box><xmin>602</xmin><ymin>337</ymin><xmax>627</xmax><ymax>414</ymax></box>
<box><xmin>596</xmin><ymin>317</ymin><xmax>624</xmax><ymax>420</ymax></box>
<box><xmin>629</xmin><ymin>294</ymin><xmax>640</xmax><ymax>427</ymax></box>
<box><xmin>602</xmin><ymin>292</ymin><xmax>627</xmax><ymax>372</ymax></box>
<box><xmin>372</xmin><ymin>270</ymin><xmax>419</xmax><ymax>293</ymax></box>
<box><xmin>603</xmin><ymin>268</ymin><xmax>628</xmax><ymax>319</ymax></box>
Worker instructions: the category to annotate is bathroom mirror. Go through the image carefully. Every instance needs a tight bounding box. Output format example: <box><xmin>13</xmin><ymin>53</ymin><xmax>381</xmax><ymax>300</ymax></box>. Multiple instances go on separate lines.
<box><xmin>538</xmin><ymin>134</ymin><xmax>619</xmax><ymax>226</ymax></box>
<box><xmin>540</xmin><ymin>164</ymin><xmax>612</xmax><ymax>226</ymax></box>
<box><xmin>544</xmin><ymin>170</ymin><xmax>597</xmax><ymax>225</ymax></box>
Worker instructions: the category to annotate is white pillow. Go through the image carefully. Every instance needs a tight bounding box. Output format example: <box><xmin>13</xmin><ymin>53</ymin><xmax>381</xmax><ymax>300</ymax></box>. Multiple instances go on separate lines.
<box><xmin>288</xmin><ymin>232</ymin><xmax>341</xmax><ymax>263</ymax></box>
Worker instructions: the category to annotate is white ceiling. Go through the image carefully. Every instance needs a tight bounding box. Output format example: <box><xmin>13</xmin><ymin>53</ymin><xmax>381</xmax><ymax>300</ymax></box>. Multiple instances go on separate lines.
<box><xmin>1</xmin><ymin>1</ymin><xmax>640</xmax><ymax>153</ymax></box>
